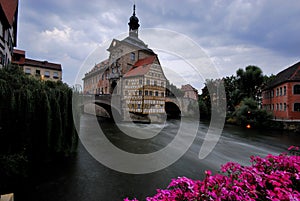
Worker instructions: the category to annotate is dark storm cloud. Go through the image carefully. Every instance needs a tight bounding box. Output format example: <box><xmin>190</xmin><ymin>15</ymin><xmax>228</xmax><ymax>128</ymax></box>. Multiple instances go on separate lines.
<box><xmin>17</xmin><ymin>0</ymin><xmax>300</xmax><ymax>87</ymax></box>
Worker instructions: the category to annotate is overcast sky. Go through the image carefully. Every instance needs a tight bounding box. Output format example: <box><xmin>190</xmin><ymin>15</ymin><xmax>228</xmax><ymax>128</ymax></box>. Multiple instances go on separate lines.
<box><xmin>17</xmin><ymin>0</ymin><xmax>300</xmax><ymax>91</ymax></box>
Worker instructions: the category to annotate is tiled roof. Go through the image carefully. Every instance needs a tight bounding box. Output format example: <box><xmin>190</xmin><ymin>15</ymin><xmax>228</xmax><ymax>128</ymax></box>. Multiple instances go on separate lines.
<box><xmin>13</xmin><ymin>48</ymin><xmax>25</xmax><ymax>55</ymax></box>
<box><xmin>181</xmin><ymin>84</ymin><xmax>198</xmax><ymax>92</ymax></box>
<box><xmin>25</xmin><ymin>58</ymin><xmax>62</xmax><ymax>71</ymax></box>
<box><xmin>124</xmin><ymin>56</ymin><xmax>156</xmax><ymax>77</ymax></box>
<box><xmin>0</xmin><ymin>0</ymin><xmax>18</xmax><ymax>26</ymax></box>
<box><xmin>266</xmin><ymin>61</ymin><xmax>300</xmax><ymax>89</ymax></box>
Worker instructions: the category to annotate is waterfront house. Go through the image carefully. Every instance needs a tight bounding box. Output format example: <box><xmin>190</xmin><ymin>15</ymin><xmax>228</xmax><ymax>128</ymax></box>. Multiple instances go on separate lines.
<box><xmin>262</xmin><ymin>61</ymin><xmax>300</xmax><ymax>120</ymax></box>
<box><xmin>12</xmin><ymin>49</ymin><xmax>62</xmax><ymax>81</ymax></box>
<box><xmin>181</xmin><ymin>84</ymin><xmax>199</xmax><ymax>101</ymax></box>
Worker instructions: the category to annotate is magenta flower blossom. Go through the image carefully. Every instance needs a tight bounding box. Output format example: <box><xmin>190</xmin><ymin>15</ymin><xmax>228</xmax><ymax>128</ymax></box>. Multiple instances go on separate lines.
<box><xmin>124</xmin><ymin>146</ymin><xmax>300</xmax><ymax>201</ymax></box>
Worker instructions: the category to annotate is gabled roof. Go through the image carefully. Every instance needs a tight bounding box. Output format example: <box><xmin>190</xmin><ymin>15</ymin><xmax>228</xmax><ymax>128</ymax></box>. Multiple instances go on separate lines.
<box><xmin>0</xmin><ymin>0</ymin><xmax>18</xmax><ymax>26</ymax></box>
<box><xmin>83</xmin><ymin>59</ymin><xmax>109</xmax><ymax>80</ymax></box>
<box><xmin>181</xmin><ymin>84</ymin><xmax>198</xmax><ymax>93</ymax></box>
<box><xmin>107</xmin><ymin>36</ymin><xmax>154</xmax><ymax>54</ymax></box>
<box><xmin>265</xmin><ymin>61</ymin><xmax>300</xmax><ymax>89</ymax></box>
<box><xmin>123</xmin><ymin>56</ymin><xmax>156</xmax><ymax>78</ymax></box>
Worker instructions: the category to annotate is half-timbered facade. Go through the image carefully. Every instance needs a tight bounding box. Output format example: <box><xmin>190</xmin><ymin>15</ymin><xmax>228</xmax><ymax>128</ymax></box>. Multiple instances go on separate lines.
<box><xmin>123</xmin><ymin>56</ymin><xmax>166</xmax><ymax>115</ymax></box>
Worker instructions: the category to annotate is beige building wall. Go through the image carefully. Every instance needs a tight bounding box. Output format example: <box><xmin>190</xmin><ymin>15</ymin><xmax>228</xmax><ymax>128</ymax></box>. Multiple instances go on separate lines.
<box><xmin>23</xmin><ymin>65</ymin><xmax>62</xmax><ymax>81</ymax></box>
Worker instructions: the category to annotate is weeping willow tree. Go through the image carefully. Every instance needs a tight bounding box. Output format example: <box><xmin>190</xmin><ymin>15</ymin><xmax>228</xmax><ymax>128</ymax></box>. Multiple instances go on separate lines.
<box><xmin>0</xmin><ymin>65</ymin><xmax>78</xmax><ymax>183</ymax></box>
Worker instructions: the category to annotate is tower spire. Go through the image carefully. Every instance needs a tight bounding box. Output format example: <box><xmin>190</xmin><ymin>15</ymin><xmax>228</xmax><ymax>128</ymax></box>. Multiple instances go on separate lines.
<box><xmin>128</xmin><ymin>3</ymin><xmax>140</xmax><ymax>37</ymax></box>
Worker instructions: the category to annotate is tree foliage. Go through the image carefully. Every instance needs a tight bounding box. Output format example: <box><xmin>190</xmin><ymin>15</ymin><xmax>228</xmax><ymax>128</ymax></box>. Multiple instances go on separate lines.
<box><xmin>232</xmin><ymin>97</ymin><xmax>272</xmax><ymax>128</ymax></box>
<box><xmin>165</xmin><ymin>80</ymin><xmax>184</xmax><ymax>97</ymax></box>
<box><xmin>236</xmin><ymin>65</ymin><xmax>264</xmax><ymax>101</ymax></box>
<box><xmin>199</xmin><ymin>65</ymin><xmax>275</xmax><ymax>127</ymax></box>
<box><xmin>0</xmin><ymin>65</ymin><xmax>78</xmax><ymax>182</ymax></box>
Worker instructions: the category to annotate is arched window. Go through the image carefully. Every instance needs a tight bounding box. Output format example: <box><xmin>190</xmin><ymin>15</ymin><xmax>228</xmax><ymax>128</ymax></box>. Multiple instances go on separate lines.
<box><xmin>294</xmin><ymin>103</ymin><xmax>300</xmax><ymax>112</ymax></box>
<box><xmin>294</xmin><ymin>85</ymin><xmax>300</xmax><ymax>94</ymax></box>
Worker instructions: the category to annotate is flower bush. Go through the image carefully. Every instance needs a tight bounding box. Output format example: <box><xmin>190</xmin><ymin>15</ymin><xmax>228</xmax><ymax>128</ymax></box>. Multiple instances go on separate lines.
<box><xmin>125</xmin><ymin>146</ymin><xmax>300</xmax><ymax>201</ymax></box>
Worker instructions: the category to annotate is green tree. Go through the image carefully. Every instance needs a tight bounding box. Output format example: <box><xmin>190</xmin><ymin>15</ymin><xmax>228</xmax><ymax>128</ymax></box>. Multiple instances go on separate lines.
<box><xmin>166</xmin><ymin>80</ymin><xmax>184</xmax><ymax>97</ymax></box>
<box><xmin>233</xmin><ymin>97</ymin><xmax>272</xmax><ymax>128</ymax></box>
<box><xmin>0</xmin><ymin>65</ymin><xmax>78</xmax><ymax>185</ymax></box>
<box><xmin>236</xmin><ymin>65</ymin><xmax>264</xmax><ymax>101</ymax></box>
<box><xmin>198</xmin><ymin>81</ymin><xmax>211</xmax><ymax>119</ymax></box>
<box><xmin>222</xmin><ymin>76</ymin><xmax>240</xmax><ymax>113</ymax></box>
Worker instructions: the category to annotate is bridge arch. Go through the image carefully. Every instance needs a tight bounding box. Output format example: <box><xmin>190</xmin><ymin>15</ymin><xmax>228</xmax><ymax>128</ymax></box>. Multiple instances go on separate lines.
<box><xmin>165</xmin><ymin>101</ymin><xmax>181</xmax><ymax>118</ymax></box>
<box><xmin>94</xmin><ymin>102</ymin><xmax>122</xmax><ymax>122</ymax></box>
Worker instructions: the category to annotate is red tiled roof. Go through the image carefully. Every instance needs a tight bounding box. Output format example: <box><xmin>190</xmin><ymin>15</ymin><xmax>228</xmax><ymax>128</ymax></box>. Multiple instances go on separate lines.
<box><xmin>124</xmin><ymin>56</ymin><xmax>156</xmax><ymax>77</ymax></box>
<box><xmin>265</xmin><ymin>61</ymin><xmax>300</xmax><ymax>89</ymax></box>
<box><xmin>13</xmin><ymin>48</ymin><xmax>25</xmax><ymax>55</ymax></box>
<box><xmin>25</xmin><ymin>58</ymin><xmax>62</xmax><ymax>71</ymax></box>
<box><xmin>0</xmin><ymin>0</ymin><xmax>18</xmax><ymax>26</ymax></box>
<box><xmin>133</xmin><ymin>56</ymin><xmax>156</xmax><ymax>67</ymax></box>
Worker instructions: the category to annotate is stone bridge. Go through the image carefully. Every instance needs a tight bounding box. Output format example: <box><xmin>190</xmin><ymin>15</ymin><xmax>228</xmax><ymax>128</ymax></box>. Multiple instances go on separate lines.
<box><xmin>78</xmin><ymin>94</ymin><xmax>199</xmax><ymax>120</ymax></box>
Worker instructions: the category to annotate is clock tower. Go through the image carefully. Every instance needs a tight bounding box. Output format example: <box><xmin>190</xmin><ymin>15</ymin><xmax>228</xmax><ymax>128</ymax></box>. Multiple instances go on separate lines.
<box><xmin>128</xmin><ymin>4</ymin><xmax>140</xmax><ymax>38</ymax></box>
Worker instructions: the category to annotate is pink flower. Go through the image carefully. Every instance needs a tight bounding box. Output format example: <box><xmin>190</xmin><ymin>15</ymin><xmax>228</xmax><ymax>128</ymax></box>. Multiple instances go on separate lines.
<box><xmin>125</xmin><ymin>146</ymin><xmax>300</xmax><ymax>201</ymax></box>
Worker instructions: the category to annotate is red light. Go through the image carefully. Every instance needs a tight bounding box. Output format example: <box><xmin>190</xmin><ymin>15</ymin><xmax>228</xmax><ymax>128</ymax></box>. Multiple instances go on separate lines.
<box><xmin>246</xmin><ymin>124</ymin><xmax>251</xmax><ymax>129</ymax></box>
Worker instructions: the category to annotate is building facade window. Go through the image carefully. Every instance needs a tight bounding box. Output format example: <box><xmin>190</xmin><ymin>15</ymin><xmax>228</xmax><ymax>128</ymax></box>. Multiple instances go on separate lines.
<box><xmin>53</xmin><ymin>72</ymin><xmax>59</xmax><ymax>79</ymax></box>
<box><xmin>284</xmin><ymin>103</ymin><xmax>287</xmax><ymax>111</ymax></box>
<box><xmin>154</xmin><ymin>80</ymin><xmax>157</xmax><ymax>86</ymax></box>
<box><xmin>146</xmin><ymin>79</ymin><xmax>150</xmax><ymax>85</ymax></box>
<box><xmin>161</xmin><ymin>92</ymin><xmax>164</xmax><ymax>97</ymax></box>
<box><xmin>149</xmin><ymin>91</ymin><xmax>153</xmax><ymax>96</ymax></box>
<box><xmin>280</xmin><ymin>87</ymin><xmax>282</xmax><ymax>96</ymax></box>
<box><xmin>139</xmin><ymin>79</ymin><xmax>142</xmax><ymax>85</ymax></box>
<box><xmin>276</xmin><ymin>88</ymin><xmax>279</xmax><ymax>96</ymax></box>
<box><xmin>35</xmin><ymin>69</ymin><xmax>40</xmax><ymax>76</ymax></box>
<box><xmin>293</xmin><ymin>85</ymin><xmax>300</xmax><ymax>94</ymax></box>
<box><xmin>44</xmin><ymin>71</ymin><xmax>50</xmax><ymax>77</ymax></box>
<box><xmin>145</xmin><ymin>90</ymin><xmax>148</xmax><ymax>96</ymax></box>
<box><xmin>25</xmin><ymin>68</ymin><xmax>31</xmax><ymax>74</ymax></box>
<box><xmin>155</xmin><ymin>91</ymin><xmax>158</xmax><ymax>96</ymax></box>
<box><xmin>294</xmin><ymin>103</ymin><xmax>300</xmax><ymax>112</ymax></box>
<box><xmin>139</xmin><ymin>90</ymin><xmax>142</xmax><ymax>96</ymax></box>
<box><xmin>284</xmin><ymin>86</ymin><xmax>286</xmax><ymax>95</ymax></box>
<box><xmin>130</xmin><ymin>52</ymin><xmax>135</xmax><ymax>61</ymax></box>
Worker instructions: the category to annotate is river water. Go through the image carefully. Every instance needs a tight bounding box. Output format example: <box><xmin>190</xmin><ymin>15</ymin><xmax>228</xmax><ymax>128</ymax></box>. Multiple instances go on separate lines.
<box><xmin>25</xmin><ymin>114</ymin><xmax>299</xmax><ymax>201</ymax></box>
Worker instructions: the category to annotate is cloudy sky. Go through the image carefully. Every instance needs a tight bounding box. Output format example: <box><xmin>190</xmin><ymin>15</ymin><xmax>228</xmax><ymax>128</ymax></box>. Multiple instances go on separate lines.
<box><xmin>17</xmin><ymin>0</ymin><xmax>300</xmax><ymax>91</ymax></box>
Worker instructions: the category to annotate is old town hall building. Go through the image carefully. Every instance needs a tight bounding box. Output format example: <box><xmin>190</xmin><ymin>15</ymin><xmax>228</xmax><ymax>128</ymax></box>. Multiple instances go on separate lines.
<box><xmin>83</xmin><ymin>5</ymin><xmax>167</xmax><ymax>121</ymax></box>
